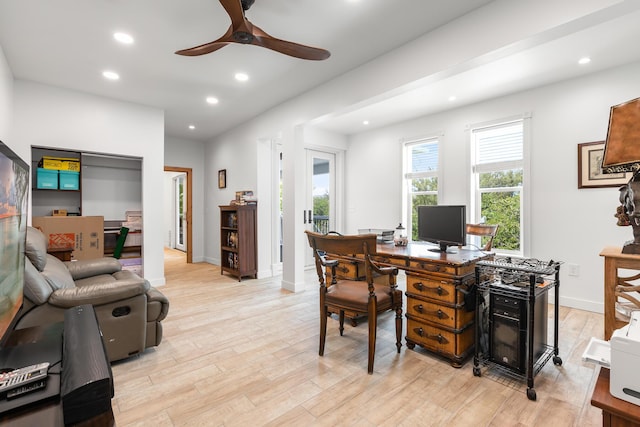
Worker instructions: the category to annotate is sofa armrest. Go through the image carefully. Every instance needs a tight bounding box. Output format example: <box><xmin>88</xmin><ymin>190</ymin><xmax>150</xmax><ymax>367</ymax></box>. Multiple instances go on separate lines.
<box><xmin>65</xmin><ymin>257</ymin><xmax>123</xmax><ymax>281</ymax></box>
<box><xmin>48</xmin><ymin>280</ymin><xmax>148</xmax><ymax>308</ymax></box>
<box><xmin>146</xmin><ymin>287</ymin><xmax>170</xmax><ymax>322</ymax></box>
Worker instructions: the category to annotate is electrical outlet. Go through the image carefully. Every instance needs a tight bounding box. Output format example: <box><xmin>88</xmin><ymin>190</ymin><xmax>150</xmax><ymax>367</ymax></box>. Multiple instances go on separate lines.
<box><xmin>567</xmin><ymin>263</ymin><xmax>579</xmax><ymax>277</ymax></box>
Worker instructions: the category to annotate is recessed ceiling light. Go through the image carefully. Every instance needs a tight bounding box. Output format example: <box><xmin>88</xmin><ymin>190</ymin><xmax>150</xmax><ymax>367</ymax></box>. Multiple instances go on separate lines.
<box><xmin>448</xmin><ymin>95</ymin><xmax>457</xmax><ymax>102</ymax></box>
<box><xmin>235</xmin><ymin>72</ymin><xmax>249</xmax><ymax>82</ymax></box>
<box><xmin>578</xmin><ymin>57</ymin><xmax>591</xmax><ymax>65</ymax></box>
<box><xmin>188</xmin><ymin>125</ymin><xmax>195</xmax><ymax>130</ymax></box>
<box><xmin>206</xmin><ymin>96</ymin><xmax>219</xmax><ymax>105</ymax></box>
<box><xmin>113</xmin><ymin>32</ymin><xmax>134</xmax><ymax>44</ymax></box>
<box><xmin>102</xmin><ymin>70</ymin><xmax>120</xmax><ymax>80</ymax></box>
<box><xmin>363</xmin><ymin>120</ymin><xmax>369</xmax><ymax>125</ymax></box>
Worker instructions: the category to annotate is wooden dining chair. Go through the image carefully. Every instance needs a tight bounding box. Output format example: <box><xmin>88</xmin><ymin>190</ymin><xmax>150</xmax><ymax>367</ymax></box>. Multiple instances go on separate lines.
<box><xmin>305</xmin><ymin>230</ymin><xmax>403</xmax><ymax>374</ymax></box>
<box><xmin>466</xmin><ymin>223</ymin><xmax>499</xmax><ymax>251</ymax></box>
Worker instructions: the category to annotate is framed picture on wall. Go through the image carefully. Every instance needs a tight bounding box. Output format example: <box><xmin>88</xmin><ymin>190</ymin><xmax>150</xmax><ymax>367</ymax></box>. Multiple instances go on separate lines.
<box><xmin>578</xmin><ymin>141</ymin><xmax>632</xmax><ymax>188</ymax></box>
<box><xmin>218</xmin><ymin>169</ymin><xmax>226</xmax><ymax>189</ymax></box>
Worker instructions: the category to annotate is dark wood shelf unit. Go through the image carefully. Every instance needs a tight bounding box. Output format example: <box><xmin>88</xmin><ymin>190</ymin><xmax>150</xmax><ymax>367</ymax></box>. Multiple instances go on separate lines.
<box><xmin>220</xmin><ymin>204</ymin><xmax>257</xmax><ymax>281</ymax></box>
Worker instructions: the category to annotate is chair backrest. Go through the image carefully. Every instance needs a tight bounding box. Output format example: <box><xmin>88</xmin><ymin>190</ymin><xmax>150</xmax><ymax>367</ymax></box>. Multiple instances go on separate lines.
<box><xmin>305</xmin><ymin>231</ymin><xmax>377</xmax><ymax>257</ymax></box>
<box><xmin>466</xmin><ymin>223</ymin><xmax>499</xmax><ymax>251</ymax></box>
<box><xmin>305</xmin><ymin>231</ymin><xmax>378</xmax><ymax>284</ymax></box>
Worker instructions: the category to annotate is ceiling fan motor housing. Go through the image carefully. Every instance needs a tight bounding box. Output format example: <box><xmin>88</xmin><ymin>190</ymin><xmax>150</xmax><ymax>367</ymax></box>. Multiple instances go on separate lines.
<box><xmin>241</xmin><ymin>0</ymin><xmax>255</xmax><ymax>11</ymax></box>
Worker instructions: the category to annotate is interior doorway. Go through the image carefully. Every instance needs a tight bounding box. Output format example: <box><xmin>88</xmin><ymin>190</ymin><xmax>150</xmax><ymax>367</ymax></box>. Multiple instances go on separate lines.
<box><xmin>174</xmin><ymin>173</ymin><xmax>187</xmax><ymax>252</ymax></box>
<box><xmin>164</xmin><ymin>166</ymin><xmax>193</xmax><ymax>263</ymax></box>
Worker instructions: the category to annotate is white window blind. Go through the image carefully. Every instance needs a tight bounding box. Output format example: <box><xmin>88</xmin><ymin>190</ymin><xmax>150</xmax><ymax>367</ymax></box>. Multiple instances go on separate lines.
<box><xmin>406</xmin><ymin>138</ymin><xmax>439</xmax><ymax>178</ymax></box>
<box><xmin>473</xmin><ymin>122</ymin><xmax>523</xmax><ymax>172</ymax></box>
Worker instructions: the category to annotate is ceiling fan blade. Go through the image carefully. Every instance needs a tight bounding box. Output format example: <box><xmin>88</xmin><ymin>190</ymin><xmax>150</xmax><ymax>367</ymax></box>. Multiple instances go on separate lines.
<box><xmin>219</xmin><ymin>0</ymin><xmax>247</xmax><ymax>29</ymax></box>
<box><xmin>175</xmin><ymin>27</ymin><xmax>234</xmax><ymax>56</ymax></box>
<box><xmin>252</xmin><ymin>25</ymin><xmax>330</xmax><ymax>61</ymax></box>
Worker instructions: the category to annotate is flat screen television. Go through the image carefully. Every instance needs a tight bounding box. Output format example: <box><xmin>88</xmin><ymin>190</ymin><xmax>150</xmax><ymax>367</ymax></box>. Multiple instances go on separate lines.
<box><xmin>0</xmin><ymin>140</ymin><xmax>29</xmax><ymax>347</ymax></box>
<box><xmin>417</xmin><ymin>205</ymin><xmax>466</xmax><ymax>253</ymax></box>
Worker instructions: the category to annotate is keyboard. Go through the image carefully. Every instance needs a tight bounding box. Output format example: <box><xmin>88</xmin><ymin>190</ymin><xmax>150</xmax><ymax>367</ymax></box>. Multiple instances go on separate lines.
<box><xmin>0</xmin><ymin>363</ymin><xmax>49</xmax><ymax>394</ymax></box>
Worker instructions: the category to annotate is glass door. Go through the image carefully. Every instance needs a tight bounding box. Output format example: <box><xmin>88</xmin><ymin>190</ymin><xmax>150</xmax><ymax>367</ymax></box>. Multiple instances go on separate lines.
<box><xmin>306</xmin><ymin>150</ymin><xmax>335</xmax><ymax>264</ymax></box>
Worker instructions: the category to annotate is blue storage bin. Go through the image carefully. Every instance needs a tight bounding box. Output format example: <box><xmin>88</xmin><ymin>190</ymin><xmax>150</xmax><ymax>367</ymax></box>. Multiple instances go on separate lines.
<box><xmin>59</xmin><ymin>170</ymin><xmax>79</xmax><ymax>190</ymax></box>
<box><xmin>36</xmin><ymin>168</ymin><xmax>58</xmax><ymax>189</ymax></box>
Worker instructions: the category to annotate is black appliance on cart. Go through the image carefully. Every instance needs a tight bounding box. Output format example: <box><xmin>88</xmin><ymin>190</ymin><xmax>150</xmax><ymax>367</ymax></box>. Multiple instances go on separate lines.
<box><xmin>473</xmin><ymin>256</ymin><xmax>563</xmax><ymax>401</ymax></box>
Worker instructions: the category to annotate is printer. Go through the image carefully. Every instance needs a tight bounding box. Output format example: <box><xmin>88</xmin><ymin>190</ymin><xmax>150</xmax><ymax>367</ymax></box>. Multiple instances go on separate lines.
<box><xmin>610</xmin><ymin>311</ymin><xmax>640</xmax><ymax>406</ymax></box>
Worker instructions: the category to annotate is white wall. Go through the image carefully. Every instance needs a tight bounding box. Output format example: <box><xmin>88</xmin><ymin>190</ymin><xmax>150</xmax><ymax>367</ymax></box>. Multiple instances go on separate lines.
<box><xmin>12</xmin><ymin>81</ymin><xmax>166</xmax><ymax>286</ymax></box>
<box><xmin>346</xmin><ymin>60</ymin><xmax>640</xmax><ymax>313</ymax></box>
<box><xmin>164</xmin><ymin>135</ymin><xmax>205</xmax><ymax>263</ymax></box>
<box><xmin>0</xmin><ymin>45</ymin><xmax>13</xmax><ymax>144</ymax></box>
<box><xmin>204</xmin><ymin>132</ymin><xmax>259</xmax><ymax>266</ymax></box>
<box><xmin>81</xmin><ymin>155</ymin><xmax>142</xmax><ymax>220</ymax></box>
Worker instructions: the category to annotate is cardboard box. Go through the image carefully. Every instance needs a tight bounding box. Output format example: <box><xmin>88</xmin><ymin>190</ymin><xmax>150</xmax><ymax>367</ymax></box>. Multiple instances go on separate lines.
<box><xmin>38</xmin><ymin>156</ymin><xmax>80</xmax><ymax>172</ymax></box>
<box><xmin>124</xmin><ymin>231</ymin><xmax>142</xmax><ymax>247</ymax></box>
<box><xmin>125</xmin><ymin>211</ymin><xmax>142</xmax><ymax>222</ymax></box>
<box><xmin>52</xmin><ymin>209</ymin><xmax>68</xmax><ymax>216</ymax></box>
<box><xmin>32</xmin><ymin>216</ymin><xmax>104</xmax><ymax>261</ymax></box>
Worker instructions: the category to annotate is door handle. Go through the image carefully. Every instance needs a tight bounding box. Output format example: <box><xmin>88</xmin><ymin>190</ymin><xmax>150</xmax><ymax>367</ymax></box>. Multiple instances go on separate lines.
<box><xmin>304</xmin><ymin>210</ymin><xmax>307</xmax><ymax>224</ymax></box>
<box><xmin>308</xmin><ymin>210</ymin><xmax>313</xmax><ymax>224</ymax></box>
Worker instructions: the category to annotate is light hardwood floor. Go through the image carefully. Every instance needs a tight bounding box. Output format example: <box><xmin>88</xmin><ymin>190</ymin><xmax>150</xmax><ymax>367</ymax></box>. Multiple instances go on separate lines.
<box><xmin>110</xmin><ymin>249</ymin><xmax>605</xmax><ymax>426</ymax></box>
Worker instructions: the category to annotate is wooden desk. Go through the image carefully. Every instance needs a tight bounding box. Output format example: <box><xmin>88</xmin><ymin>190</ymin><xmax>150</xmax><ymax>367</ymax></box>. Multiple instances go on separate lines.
<box><xmin>591</xmin><ymin>367</ymin><xmax>640</xmax><ymax>427</ymax></box>
<box><xmin>324</xmin><ymin>244</ymin><xmax>491</xmax><ymax>362</ymax></box>
<box><xmin>600</xmin><ymin>247</ymin><xmax>640</xmax><ymax>340</ymax></box>
<box><xmin>371</xmin><ymin>243</ymin><xmax>489</xmax><ymax>366</ymax></box>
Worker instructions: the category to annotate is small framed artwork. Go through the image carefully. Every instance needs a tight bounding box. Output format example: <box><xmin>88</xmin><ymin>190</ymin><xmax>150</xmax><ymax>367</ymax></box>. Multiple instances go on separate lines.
<box><xmin>218</xmin><ymin>169</ymin><xmax>226</xmax><ymax>189</ymax></box>
<box><xmin>578</xmin><ymin>141</ymin><xmax>631</xmax><ymax>188</ymax></box>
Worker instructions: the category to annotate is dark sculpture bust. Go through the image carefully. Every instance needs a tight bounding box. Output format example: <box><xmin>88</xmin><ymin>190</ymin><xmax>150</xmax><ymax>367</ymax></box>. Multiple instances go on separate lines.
<box><xmin>617</xmin><ymin>171</ymin><xmax>640</xmax><ymax>253</ymax></box>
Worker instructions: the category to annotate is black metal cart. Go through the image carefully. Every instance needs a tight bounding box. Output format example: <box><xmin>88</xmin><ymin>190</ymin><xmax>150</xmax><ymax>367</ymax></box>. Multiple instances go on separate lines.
<box><xmin>473</xmin><ymin>257</ymin><xmax>562</xmax><ymax>400</ymax></box>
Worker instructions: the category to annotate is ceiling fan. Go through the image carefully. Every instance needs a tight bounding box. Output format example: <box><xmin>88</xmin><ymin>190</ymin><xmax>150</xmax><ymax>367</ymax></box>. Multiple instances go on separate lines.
<box><xmin>175</xmin><ymin>0</ymin><xmax>331</xmax><ymax>61</ymax></box>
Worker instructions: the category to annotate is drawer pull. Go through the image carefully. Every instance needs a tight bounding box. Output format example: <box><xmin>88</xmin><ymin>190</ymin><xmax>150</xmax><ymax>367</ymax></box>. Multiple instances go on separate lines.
<box><xmin>337</xmin><ymin>266</ymin><xmax>349</xmax><ymax>274</ymax></box>
<box><xmin>413</xmin><ymin>305</ymin><xmax>448</xmax><ymax>320</ymax></box>
<box><xmin>418</xmin><ymin>262</ymin><xmax>442</xmax><ymax>272</ymax></box>
<box><xmin>414</xmin><ymin>328</ymin><xmax>449</xmax><ymax>344</ymax></box>
<box><xmin>412</xmin><ymin>282</ymin><xmax>448</xmax><ymax>296</ymax></box>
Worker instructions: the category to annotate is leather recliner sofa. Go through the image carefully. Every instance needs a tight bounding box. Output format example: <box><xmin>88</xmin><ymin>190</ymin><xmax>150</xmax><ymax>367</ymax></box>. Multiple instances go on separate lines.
<box><xmin>17</xmin><ymin>226</ymin><xmax>169</xmax><ymax>362</ymax></box>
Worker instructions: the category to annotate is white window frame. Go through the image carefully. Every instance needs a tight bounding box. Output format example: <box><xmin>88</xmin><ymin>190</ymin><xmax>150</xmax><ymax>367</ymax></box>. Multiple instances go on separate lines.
<box><xmin>402</xmin><ymin>135</ymin><xmax>441</xmax><ymax>240</ymax></box>
<box><xmin>469</xmin><ymin>114</ymin><xmax>531</xmax><ymax>256</ymax></box>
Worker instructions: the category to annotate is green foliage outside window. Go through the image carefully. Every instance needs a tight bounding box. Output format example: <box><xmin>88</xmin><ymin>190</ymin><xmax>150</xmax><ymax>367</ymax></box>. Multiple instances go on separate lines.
<box><xmin>314</xmin><ymin>193</ymin><xmax>329</xmax><ymax>216</ymax></box>
<box><xmin>479</xmin><ymin>169</ymin><xmax>522</xmax><ymax>251</ymax></box>
<box><xmin>410</xmin><ymin>176</ymin><xmax>438</xmax><ymax>241</ymax></box>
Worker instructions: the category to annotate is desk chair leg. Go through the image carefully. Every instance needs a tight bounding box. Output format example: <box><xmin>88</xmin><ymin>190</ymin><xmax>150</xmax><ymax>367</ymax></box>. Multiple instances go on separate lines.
<box><xmin>339</xmin><ymin>310</ymin><xmax>345</xmax><ymax>336</ymax></box>
<box><xmin>395</xmin><ymin>307</ymin><xmax>403</xmax><ymax>353</ymax></box>
<box><xmin>367</xmin><ymin>297</ymin><xmax>377</xmax><ymax>374</ymax></box>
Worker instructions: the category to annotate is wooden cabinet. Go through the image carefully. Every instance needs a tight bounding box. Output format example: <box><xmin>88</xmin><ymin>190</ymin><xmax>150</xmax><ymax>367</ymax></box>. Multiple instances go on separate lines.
<box><xmin>404</xmin><ymin>270</ymin><xmax>476</xmax><ymax>367</ymax></box>
<box><xmin>220</xmin><ymin>204</ymin><xmax>257</xmax><ymax>281</ymax></box>
<box><xmin>591</xmin><ymin>368</ymin><xmax>640</xmax><ymax>427</ymax></box>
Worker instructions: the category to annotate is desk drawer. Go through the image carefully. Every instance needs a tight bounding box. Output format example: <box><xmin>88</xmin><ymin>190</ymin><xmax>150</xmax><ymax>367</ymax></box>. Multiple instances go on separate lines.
<box><xmin>326</xmin><ymin>259</ymin><xmax>365</xmax><ymax>281</ymax></box>
<box><xmin>406</xmin><ymin>316</ymin><xmax>474</xmax><ymax>362</ymax></box>
<box><xmin>406</xmin><ymin>273</ymin><xmax>473</xmax><ymax>304</ymax></box>
<box><xmin>372</xmin><ymin>254</ymin><xmax>409</xmax><ymax>268</ymax></box>
<box><xmin>408</xmin><ymin>260</ymin><xmax>475</xmax><ymax>277</ymax></box>
<box><xmin>405</xmin><ymin>295</ymin><xmax>474</xmax><ymax>329</ymax></box>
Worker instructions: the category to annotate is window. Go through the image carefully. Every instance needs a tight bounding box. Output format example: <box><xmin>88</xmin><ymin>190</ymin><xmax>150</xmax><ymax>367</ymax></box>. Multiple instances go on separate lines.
<box><xmin>404</xmin><ymin>137</ymin><xmax>439</xmax><ymax>241</ymax></box>
<box><xmin>471</xmin><ymin>120</ymin><xmax>524</xmax><ymax>253</ymax></box>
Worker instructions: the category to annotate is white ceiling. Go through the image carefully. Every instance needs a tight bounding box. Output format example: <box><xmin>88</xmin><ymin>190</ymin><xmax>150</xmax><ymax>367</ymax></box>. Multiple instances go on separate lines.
<box><xmin>1</xmin><ymin>1</ymin><xmax>640</xmax><ymax>141</ymax></box>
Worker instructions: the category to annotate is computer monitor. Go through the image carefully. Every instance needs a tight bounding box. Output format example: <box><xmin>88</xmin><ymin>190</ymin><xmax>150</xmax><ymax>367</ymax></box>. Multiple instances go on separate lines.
<box><xmin>417</xmin><ymin>205</ymin><xmax>466</xmax><ymax>253</ymax></box>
